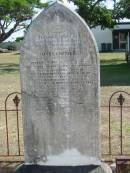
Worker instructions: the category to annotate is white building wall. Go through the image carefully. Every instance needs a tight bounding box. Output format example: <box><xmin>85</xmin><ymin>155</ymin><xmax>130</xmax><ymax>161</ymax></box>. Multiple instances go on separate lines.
<box><xmin>114</xmin><ymin>24</ymin><xmax>130</xmax><ymax>30</ymax></box>
<box><xmin>91</xmin><ymin>26</ymin><xmax>112</xmax><ymax>51</ymax></box>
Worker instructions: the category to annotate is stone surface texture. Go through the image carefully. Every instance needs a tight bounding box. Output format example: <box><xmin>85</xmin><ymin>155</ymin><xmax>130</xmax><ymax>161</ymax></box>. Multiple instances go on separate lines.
<box><xmin>20</xmin><ymin>1</ymin><xmax>100</xmax><ymax>166</ymax></box>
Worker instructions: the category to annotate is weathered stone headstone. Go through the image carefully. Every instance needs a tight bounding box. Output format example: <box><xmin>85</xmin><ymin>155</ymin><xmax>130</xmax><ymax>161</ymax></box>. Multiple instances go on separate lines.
<box><xmin>16</xmin><ymin>1</ymin><xmax>111</xmax><ymax>173</ymax></box>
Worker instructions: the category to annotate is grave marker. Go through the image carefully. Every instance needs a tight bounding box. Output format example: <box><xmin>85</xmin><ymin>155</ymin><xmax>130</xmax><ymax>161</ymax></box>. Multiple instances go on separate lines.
<box><xmin>16</xmin><ymin>2</ymin><xmax>111</xmax><ymax>173</ymax></box>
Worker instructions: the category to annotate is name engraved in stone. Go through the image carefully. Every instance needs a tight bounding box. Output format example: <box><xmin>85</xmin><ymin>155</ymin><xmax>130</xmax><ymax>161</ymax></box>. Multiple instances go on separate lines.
<box><xmin>35</xmin><ymin>32</ymin><xmax>80</xmax><ymax>48</ymax></box>
<box><xmin>36</xmin><ymin>32</ymin><xmax>79</xmax><ymax>42</ymax></box>
<box><xmin>39</xmin><ymin>51</ymin><xmax>77</xmax><ymax>56</ymax></box>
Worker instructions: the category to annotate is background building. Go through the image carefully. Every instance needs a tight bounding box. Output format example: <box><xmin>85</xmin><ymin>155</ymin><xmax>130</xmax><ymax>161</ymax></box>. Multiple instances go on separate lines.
<box><xmin>92</xmin><ymin>22</ymin><xmax>130</xmax><ymax>52</ymax></box>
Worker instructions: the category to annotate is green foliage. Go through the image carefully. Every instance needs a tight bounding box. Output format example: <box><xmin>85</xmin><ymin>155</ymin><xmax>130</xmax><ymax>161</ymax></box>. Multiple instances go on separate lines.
<box><xmin>114</xmin><ymin>0</ymin><xmax>130</xmax><ymax>20</ymax></box>
<box><xmin>15</xmin><ymin>36</ymin><xmax>24</xmax><ymax>42</ymax></box>
<box><xmin>0</xmin><ymin>0</ymin><xmax>48</xmax><ymax>43</ymax></box>
<box><xmin>69</xmin><ymin>0</ymin><xmax>115</xmax><ymax>28</ymax></box>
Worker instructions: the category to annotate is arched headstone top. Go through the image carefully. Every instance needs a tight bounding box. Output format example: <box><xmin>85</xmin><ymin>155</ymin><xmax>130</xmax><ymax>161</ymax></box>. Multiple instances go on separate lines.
<box><xmin>20</xmin><ymin>1</ymin><xmax>100</xmax><ymax>166</ymax></box>
<box><xmin>22</xmin><ymin>1</ymin><xmax>99</xmax><ymax>64</ymax></box>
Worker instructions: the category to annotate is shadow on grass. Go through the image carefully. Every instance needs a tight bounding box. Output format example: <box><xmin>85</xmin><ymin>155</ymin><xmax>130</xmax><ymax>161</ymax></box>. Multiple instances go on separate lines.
<box><xmin>101</xmin><ymin>58</ymin><xmax>125</xmax><ymax>65</ymax></box>
<box><xmin>0</xmin><ymin>63</ymin><xmax>19</xmax><ymax>74</ymax></box>
<box><xmin>101</xmin><ymin>62</ymin><xmax>130</xmax><ymax>86</ymax></box>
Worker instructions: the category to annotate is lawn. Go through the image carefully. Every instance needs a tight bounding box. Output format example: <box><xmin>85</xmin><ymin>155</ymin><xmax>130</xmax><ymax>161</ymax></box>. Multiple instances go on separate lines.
<box><xmin>0</xmin><ymin>51</ymin><xmax>130</xmax><ymax>161</ymax></box>
<box><xmin>100</xmin><ymin>52</ymin><xmax>130</xmax><ymax>86</ymax></box>
<box><xmin>0</xmin><ymin>52</ymin><xmax>20</xmax><ymax>108</ymax></box>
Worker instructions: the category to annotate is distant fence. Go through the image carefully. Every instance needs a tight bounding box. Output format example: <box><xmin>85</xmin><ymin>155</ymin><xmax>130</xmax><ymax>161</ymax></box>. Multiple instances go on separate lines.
<box><xmin>0</xmin><ymin>92</ymin><xmax>23</xmax><ymax>160</ymax></box>
<box><xmin>0</xmin><ymin>91</ymin><xmax>130</xmax><ymax>161</ymax></box>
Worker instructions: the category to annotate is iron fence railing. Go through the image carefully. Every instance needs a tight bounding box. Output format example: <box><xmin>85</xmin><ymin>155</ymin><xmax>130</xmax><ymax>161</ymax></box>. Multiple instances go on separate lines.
<box><xmin>108</xmin><ymin>91</ymin><xmax>130</xmax><ymax>156</ymax></box>
<box><xmin>0</xmin><ymin>92</ymin><xmax>23</xmax><ymax>158</ymax></box>
<box><xmin>0</xmin><ymin>91</ymin><xmax>130</xmax><ymax>161</ymax></box>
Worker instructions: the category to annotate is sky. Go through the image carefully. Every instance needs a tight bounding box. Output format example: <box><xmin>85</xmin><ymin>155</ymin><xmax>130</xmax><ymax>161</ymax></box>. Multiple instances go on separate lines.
<box><xmin>7</xmin><ymin>0</ymin><xmax>114</xmax><ymax>42</ymax></box>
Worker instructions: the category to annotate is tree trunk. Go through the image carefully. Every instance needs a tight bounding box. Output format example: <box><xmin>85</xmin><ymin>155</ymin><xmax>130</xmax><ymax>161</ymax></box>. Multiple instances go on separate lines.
<box><xmin>0</xmin><ymin>22</ymin><xmax>19</xmax><ymax>43</ymax></box>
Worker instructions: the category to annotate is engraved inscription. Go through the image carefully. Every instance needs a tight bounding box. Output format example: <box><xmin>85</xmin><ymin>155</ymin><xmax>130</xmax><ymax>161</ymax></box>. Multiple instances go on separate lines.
<box><xmin>24</xmin><ymin>27</ymin><xmax>95</xmax><ymax>98</ymax></box>
<box><xmin>29</xmin><ymin>59</ymin><xmax>95</xmax><ymax>97</ymax></box>
<box><xmin>36</xmin><ymin>32</ymin><xmax>80</xmax><ymax>48</ymax></box>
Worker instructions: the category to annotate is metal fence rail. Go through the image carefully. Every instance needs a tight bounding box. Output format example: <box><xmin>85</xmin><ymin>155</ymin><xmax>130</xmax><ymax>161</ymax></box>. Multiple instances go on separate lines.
<box><xmin>0</xmin><ymin>92</ymin><xmax>23</xmax><ymax>159</ymax></box>
<box><xmin>0</xmin><ymin>91</ymin><xmax>130</xmax><ymax>161</ymax></box>
<box><xmin>108</xmin><ymin>91</ymin><xmax>130</xmax><ymax>156</ymax></box>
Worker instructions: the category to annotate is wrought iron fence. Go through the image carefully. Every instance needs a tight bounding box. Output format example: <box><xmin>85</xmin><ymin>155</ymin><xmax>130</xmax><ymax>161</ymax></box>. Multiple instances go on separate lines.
<box><xmin>0</xmin><ymin>91</ymin><xmax>130</xmax><ymax>161</ymax></box>
<box><xmin>0</xmin><ymin>92</ymin><xmax>23</xmax><ymax>159</ymax></box>
<box><xmin>108</xmin><ymin>91</ymin><xmax>130</xmax><ymax>156</ymax></box>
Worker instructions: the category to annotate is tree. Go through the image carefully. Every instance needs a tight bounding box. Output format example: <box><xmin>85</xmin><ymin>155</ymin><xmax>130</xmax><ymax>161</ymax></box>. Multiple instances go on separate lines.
<box><xmin>0</xmin><ymin>0</ymin><xmax>48</xmax><ymax>43</ymax></box>
<box><xmin>114</xmin><ymin>0</ymin><xmax>130</xmax><ymax>20</ymax></box>
<box><xmin>68</xmin><ymin>0</ymin><xmax>115</xmax><ymax>29</ymax></box>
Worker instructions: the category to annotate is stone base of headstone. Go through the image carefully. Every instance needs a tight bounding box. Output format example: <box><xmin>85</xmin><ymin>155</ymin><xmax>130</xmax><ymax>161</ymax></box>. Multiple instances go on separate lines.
<box><xmin>14</xmin><ymin>163</ymin><xmax>112</xmax><ymax>173</ymax></box>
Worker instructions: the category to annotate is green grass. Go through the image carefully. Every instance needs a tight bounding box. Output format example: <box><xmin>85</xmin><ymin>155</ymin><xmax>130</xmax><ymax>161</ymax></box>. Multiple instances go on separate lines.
<box><xmin>0</xmin><ymin>52</ymin><xmax>19</xmax><ymax>75</ymax></box>
<box><xmin>0</xmin><ymin>52</ymin><xmax>20</xmax><ymax>108</ymax></box>
<box><xmin>100</xmin><ymin>52</ymin><xmax>130</xmax><ymax>86</ymax></box>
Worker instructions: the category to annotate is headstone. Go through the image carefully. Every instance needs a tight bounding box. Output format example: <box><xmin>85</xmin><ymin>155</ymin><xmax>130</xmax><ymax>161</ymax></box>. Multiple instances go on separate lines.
<box><xmin>16</xmin><ymin>1</ymin><xmax>111</xmax><ymax>173</ymax></box>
